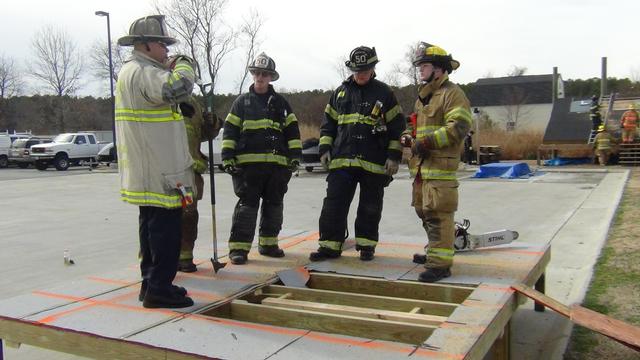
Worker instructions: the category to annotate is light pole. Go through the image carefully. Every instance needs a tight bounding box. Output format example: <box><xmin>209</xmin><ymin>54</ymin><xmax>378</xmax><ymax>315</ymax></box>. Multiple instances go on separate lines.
<box><xmin>95</xmin><ymin>10</ymin><xmax>116</xmax><ymax>156</ymax></box>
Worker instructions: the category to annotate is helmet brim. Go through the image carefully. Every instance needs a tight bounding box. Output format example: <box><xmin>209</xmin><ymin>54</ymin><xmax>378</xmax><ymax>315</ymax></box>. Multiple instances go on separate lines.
<box><xmin>345</xmin><ymin>60</ymin><xmax>378</xmax><ymax>72</ymax></box>
<box><xmin>117</xmin><ymin>35</ymin><xmax>178</xmax><ymax>47</ymax></box>
<box><xmin>413</xmin><ymin>57</ymin><xmax>460</xmax><ymax>71</ymax></box>
<box><xmin>248</xmin><ymin>67</ymin><xmax>279</xmax><ymax>81</ymax></box>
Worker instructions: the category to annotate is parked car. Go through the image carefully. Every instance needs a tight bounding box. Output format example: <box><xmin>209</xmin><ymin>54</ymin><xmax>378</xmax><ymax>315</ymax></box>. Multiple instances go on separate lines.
<box><xmin>0</xmin><ymin>135</ymin><xmax>11</xmax><ymax>168</ymax></box>
<box><xmin>301</xmin><ymin>138</ymin><xmax>322</xmax><ymax>172</ymax></box>
<box><xmin>96</xmin><ymin>142</ymin><xmax>116</xmax><ymax>164</ymax></box>
<box><xmin>30</xmin><ymin>132</ymin><xmax>108</xmax><ymax>171</ymax></box>
<box><xmin>1</xmin><ymin>132</ymin><xmax>40</xmax><ymax>168</ymax></box>
<box><xmin>8</xmin><ymin>137</ymin><xmax>52</xmax><ymax>168</ymax></box>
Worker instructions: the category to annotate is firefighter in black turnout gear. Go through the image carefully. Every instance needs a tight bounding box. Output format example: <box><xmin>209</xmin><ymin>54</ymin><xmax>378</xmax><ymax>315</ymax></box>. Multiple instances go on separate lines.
<box><xmin>222</xmin><ymin>52</ymin><xmax>302</xmax><ymax>265</ymax></box>
<box><xmin>310</xmin><ymin>46</ymin><xmax>405</xmax><ymax>262</ymax></box>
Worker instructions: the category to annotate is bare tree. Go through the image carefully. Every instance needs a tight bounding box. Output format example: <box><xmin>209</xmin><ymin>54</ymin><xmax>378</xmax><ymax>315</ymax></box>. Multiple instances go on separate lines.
<box><xmin>236</xmin><ymin>9</ymin><xmax>264</xmax><ymax>95</ymax></box>
<box><xmin>382</xmin><ymin>65</ymin><xmax>402</xmax><ymax>87</ymax></box>
<box><xmin>507</xmin><ymin>65</ymin><xmax>528</xmax><ymax>77</ymax></box>
<box><xmin>334</xmin><ymin>56</ymin><xmax>350</xmax><ymax>83</ymax></box>
<box><xmin>392</xmin><ymin>43</ymin><xmax>420</xmax><ymax>86</ymax></box>
<box><xmin>499</xmin><ymin>66</ymin><xmax>530</xmax><ymax>131</ymax></box>
<box><xmin>29</xmin><ymin>25</ymin><xmax>83</xmax><ymax>96</ymax></box>
<box><xmin>155</xmin><ymin>0</ymin><xmax>237</xmax><ymax>97</ymax></box>
<box><xmin>0</xmin><ymin>54</ymin><xmax>23</xmax><ymax>99</ymax></box>
<box><xmin>88</xmin><ymin>39</ymin><xmax>127</xmax><ymax>85</ymax></box>
<box><xmin>630</xmin><ymin>66</ymin><xmax>640</xmax><ymax>83</ymax></box>
<box><xmin>482</xmin><ymin>70</ymin><xmax>495</xmax><ymax>78</ymax></box>
<box><xmin>500</xmin><ymin>86</ymin><xmax>532</xmax><ymax>131</ymax></box>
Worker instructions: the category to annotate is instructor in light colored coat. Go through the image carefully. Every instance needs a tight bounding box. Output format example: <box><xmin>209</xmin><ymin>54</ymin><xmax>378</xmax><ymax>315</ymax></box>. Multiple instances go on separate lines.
<box><xmin>116</xmin><ymin>15</ymin><xmax>196</xmax><ymax>309</ymax></box>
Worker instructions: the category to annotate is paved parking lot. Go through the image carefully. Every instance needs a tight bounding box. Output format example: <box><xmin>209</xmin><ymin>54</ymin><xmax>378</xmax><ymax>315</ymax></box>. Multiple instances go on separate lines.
<box><xmin>0</xmin><ymin>165</ymin><xmax>628</xmax><ymax>359</ymax></box>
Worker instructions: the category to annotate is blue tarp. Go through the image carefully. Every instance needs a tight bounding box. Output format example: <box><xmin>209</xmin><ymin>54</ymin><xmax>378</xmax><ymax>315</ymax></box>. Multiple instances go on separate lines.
<box><xmin>473</xmin><ymin>162</ymin><xmax>533</xmax><ymax>179</ymax></box>
<box><xmin>543</xmin><ymin>157</ymin><xmax>592</xmax><ymax>166</ymax></box>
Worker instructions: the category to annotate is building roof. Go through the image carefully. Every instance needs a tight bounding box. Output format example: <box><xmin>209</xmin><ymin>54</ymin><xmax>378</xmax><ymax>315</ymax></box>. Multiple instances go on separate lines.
<box><xmin>543</xmin><ymin>98</ymin><xmax>590</xmax><ymax>143</ymax></box>
<box><xmin>469</xmin><ymin>74</ymin><xmax>557</xmax><ymax>107</ymax></box>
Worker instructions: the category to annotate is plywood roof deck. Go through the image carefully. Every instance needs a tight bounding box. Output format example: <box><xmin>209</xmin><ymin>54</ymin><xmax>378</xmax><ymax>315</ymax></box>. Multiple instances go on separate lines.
<box><xmin>0</xmin><ymin>230</ymin><xmax>549</xmax><ymax>359</ymax></box>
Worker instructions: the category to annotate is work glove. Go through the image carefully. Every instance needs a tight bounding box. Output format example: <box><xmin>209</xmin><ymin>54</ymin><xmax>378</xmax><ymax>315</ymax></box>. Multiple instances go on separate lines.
<box><xmin>411</xmin><ymin>138</ymin><xmax>430</xmax><ymax>158</ymax></box>
<box><xmin>288</xmin><ymin>159</ymin><xmax>300</xmax><ymax>172</ymax></box>
<box><xmin>202</xmin><ymin>112</ymin><xmax>222</xmax><ymax>140</ymax></box>
<box><xmin>400</xmin><ymin>134</ymin><xmax>413</xmax><ymax>148</ymax></box>
<box><xmin>179</xmin><ymin>102</ymin><xmax>196</xmax><ymax>118</ymax></box>
<box><xmin>320</xmin><ymin>151</ymin><xmax>331</xmax><ymax>170</ymax></box>
<box><xmin>222</xmin><ymin>159</ymin><xmax>241</xmax><ymax>175</ymax></box>
<box><xmin>384</xmin><ymin>159</ymin><xmax>399</xmax><ymax>176</ymax></box>
<box><xmin>166</xmin><ymin>54</ymin><xmax>196</xmax><ymax>68</ymax></box>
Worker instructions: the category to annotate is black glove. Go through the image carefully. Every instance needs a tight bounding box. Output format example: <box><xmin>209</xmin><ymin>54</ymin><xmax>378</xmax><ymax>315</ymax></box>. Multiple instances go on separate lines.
<box><xmin>201</xmin><ymin>112</ymin><xmax>221</xmax><ymax>140</ymax></box>
<box><xmin>288</xmin><ymin>159</ymin><xmax>300</xmax><ymax>172</ymax></box>
<box><xmin>179</xmin><ymin>102</ymin><xmax>196</xmax><ymax>118</ymax></box>
<box><xmin>222</xmin><ymin>159</ymin><xmax>242</xmax><ymax>175</ymax></box>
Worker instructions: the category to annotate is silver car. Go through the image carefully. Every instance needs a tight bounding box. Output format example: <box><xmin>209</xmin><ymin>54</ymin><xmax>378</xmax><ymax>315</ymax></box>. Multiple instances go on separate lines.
<box><xmin>9</xmin><ymin>137</ymin><xmax>52</xmax><ymax>168</ymax></box>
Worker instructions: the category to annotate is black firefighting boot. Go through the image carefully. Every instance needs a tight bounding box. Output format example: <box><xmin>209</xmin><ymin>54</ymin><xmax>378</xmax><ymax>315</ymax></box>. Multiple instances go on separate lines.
<box><xmin>178</xmin><ymin>260</ymin><xmax>197</xmax><ymax>273</ymax></box>
<box><xmin>359</xmin><ymin>248</ymin><xmax>375</xmax><ymax>261</ymax></box>
<box><xmin>418</xmin><ymin>268</ymin><xmax>452</xmax><ymax>283</ymax></box>
<box><xmin>139</xmin><ymin>281</ymin><xmax>187</xmax><ymax>302</ymax></box>
<box><xmin>309</xmin><ymin>247</ymin><xmax>341</xmax><ymax>262</ymax></box>
<box><xmin>229</xmin><ymin>250</ymin><xmax>248</xmax><ymax>265</ymax></box>
<box><xmin>258</xmin><ymin>245</ymin><xmax>285</xmax><ymax>258</ymax></box>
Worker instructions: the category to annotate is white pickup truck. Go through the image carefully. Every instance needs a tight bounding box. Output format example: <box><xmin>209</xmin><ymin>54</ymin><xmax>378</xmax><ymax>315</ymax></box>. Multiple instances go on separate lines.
<box><xmin>30</xmin><ymin>133</ymin><xmax>108</xmax><ymax>171</ymax></box>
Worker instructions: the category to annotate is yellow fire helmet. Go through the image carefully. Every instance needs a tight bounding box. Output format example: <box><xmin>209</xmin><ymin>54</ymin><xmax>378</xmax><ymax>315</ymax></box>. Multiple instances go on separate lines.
<box><xmin>412</xmin><ymin>42</ymin><xmax>460</xmax><ymax>73</ymax></box>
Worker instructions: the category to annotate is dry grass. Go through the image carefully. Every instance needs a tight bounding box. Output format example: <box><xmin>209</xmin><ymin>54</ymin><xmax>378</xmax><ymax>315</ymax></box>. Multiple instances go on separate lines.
<box><xmin>299</xmin><ymin>124</ymin><xmax>545</xmax><ymax>161</ymax></box>
<box><xmin>299</xmin><ymin>123</ymin><xmax>320</xmax><ymax>141</ymax></box>
<box><xmin>565</xmin><ymin>169</ymin><xmax>640</xmax><ymax>359</ymax></box>
<box><xmin>476</xmin><ymin>129</ymin><xmax>544</xmax><ymax>160</ymax></box>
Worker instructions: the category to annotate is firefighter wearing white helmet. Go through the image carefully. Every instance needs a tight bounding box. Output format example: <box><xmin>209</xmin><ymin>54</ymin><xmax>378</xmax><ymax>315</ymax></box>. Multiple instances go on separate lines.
<box><xmin>400</xmin><ymin>42</ymin><xmax>472</xmax><ymax>282</ymax></box>
<box><xmin>310</xmin><ymin>46</ymin><xmax>406</xmax><ymax>262</ymax></box>
<box><xmin>221</xmin><ymin>52</ymin><xmax>301</xmax><ymax>265</ymax></box>
<box><xmin>115</xmin><ymin>14</ymin><xmax>196</xmax><ymax>308</ymax></box>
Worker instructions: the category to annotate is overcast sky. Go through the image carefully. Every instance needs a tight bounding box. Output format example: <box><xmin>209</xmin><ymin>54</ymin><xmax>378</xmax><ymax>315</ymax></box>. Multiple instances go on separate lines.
<box><xmin>2</xmin><ymin>0</ymin><xmax>639</xmax><ymax>97</ymax></box>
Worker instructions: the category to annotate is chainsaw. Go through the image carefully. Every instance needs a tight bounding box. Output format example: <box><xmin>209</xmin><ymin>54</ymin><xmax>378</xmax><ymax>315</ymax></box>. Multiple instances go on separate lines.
<box><xmin>413</xmin><ymin>219</ymin><xmax>519</xmax><ymax>264</ymax></box>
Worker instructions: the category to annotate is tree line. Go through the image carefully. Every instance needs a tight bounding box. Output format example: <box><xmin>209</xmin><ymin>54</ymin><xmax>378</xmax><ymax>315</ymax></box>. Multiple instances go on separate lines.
<box><xmin>2</xmin><ymin>77</ymin><xmax>639</xmax><ymax>137</ymax></box>
<box><xmin>1</xmin><ymin>0</ymin><xmax>639</xmax><ymax>136</ymax></box>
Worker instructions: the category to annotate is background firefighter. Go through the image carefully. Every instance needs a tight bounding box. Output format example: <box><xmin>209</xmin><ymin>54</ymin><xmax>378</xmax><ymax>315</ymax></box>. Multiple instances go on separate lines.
<box><xmin>115</xmin><ymin>15</ymin><xmax>195</xmax><ymax>308</ymax></box>
<box><xmin>221</xmin><ymin>52</ymin><xmax>302</xmax><ymax>265</ymax></box>
<box><xmin>589</xmin><ymin>95</ymin><xmax>602</xmax><ymax>131</ymax></box>
<box><xmin>401</xmin><ymin>42</ymin><xmax>472</xmax><ymax>283</ymax></box>
<box><xmin>309</xmin><ymin>46</ymin><xmax>405</xmax><ymax>262</ymax></box>
<box><xmin>173</xmin><ymin>94</ymin><xmax>221</xmax><ymax>273</ymax></box>
<box><xmin>593</xmin><ymin>125</ymin><xmax>613</xmax><ymax>166</ymax></box>
<box><xmin>620</xmin><ymin>103</ymin><xmax>639</xmax><ymax>143</ymax></box>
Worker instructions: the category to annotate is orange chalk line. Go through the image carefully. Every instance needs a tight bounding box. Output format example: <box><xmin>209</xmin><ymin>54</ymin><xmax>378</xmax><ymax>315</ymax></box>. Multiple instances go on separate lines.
<box><xmin>413</xmin><ymin>347</ymin><xmax>466</xmax><ymax>359</ymax></box>
<box><xmin>460</xmin><ymin>300</ymin><xmax>504</xmax><ymax>309</ymax></box>
<box><xmin>31</xmin><ymin>289</ymin><xmax>463</xmax><ymax>358</ymax></box>
<box><xmin>477</xmin><ymin>284</ymin><xmax>514</xmax><ymax>293</ymax></box>
<box><xmin>32</xmin><ymin>286</ymin><xmax>222</xmax><ymax>324</ymax></box>
<box><xmin>280</xmin><ymin>231</ymin><xmax>320</xmax><ymax>249</ymax></box>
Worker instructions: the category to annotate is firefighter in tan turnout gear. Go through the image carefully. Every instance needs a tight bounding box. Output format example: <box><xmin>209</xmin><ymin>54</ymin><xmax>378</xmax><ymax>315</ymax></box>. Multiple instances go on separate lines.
<box><xmin>173</xmin><ymin>94</ymin><xmax>221</xmax><ymax>273</ymax></box>
<box><xmin>116</xmin><ymin>15</ymin><xmax>195</xmax><ymax>308</ymax></box>
<box><xmin>401</xmin><ymin>43</ymin><xmax>472</xmax><ymax>283</ymax></box>
<box><xmin>593</xmin><ymin>125</ymin><xmax>613</xmax><ymax>166</ymax></box>
<box><xmin>222</xmin><ymin>53</ymin><xmax>302</xmax><ymax>265</ymax></box>
<box><xmin>309</xmin><ymin>46</ymin><xmax>405</xmax><ymax>262</ymax></box>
